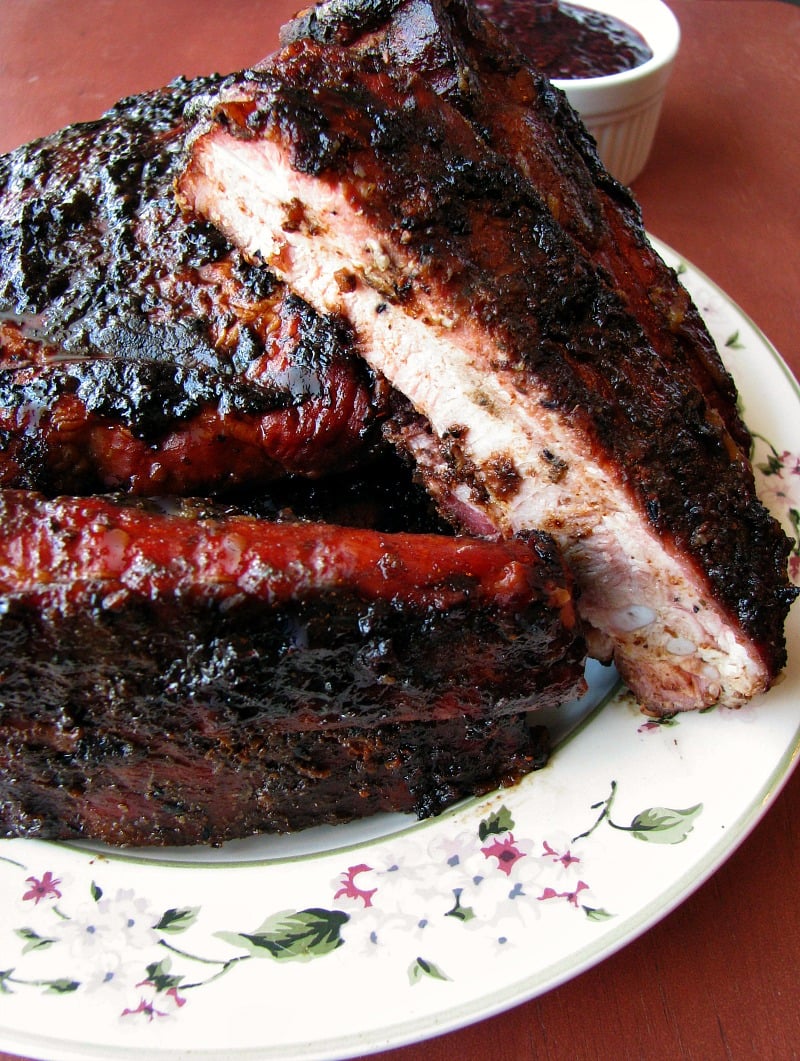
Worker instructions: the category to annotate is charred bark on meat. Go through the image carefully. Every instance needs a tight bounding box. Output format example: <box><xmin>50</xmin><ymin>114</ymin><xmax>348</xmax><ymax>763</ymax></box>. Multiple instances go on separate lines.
<box><xmin>0</xmin><ymin>490</ymin><xmax>585</xmax><ymax>843</ymax></box>
<box><xmin>1</xmin><ymin>710</ymin><xmax>549</xmax><ymax>846</ymax></box>
<box><xmin>0</xmin><ymin>76</ymin><xmax>388</xmax><ymax>495</ymax></box>
<box><xmin>282</xmin><ymin>0</ymin><xmax>749</xmax><ymax>453</ymax></box>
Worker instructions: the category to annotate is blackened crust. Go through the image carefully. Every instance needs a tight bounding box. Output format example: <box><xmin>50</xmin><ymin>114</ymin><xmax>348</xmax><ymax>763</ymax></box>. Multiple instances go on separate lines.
<box><xmin>0</xmin><ymin>76</ymin><xmax>388</xmax><ymax>494</ymax></box>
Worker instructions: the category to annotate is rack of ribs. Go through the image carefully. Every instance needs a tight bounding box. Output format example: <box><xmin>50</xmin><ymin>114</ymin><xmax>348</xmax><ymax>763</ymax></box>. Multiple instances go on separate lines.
<box><xmin>0</xmin><ymin>0</ymin><xmax>796</xmax><ymax>848</ymax></box>
<box><xmin>177</xmin><ymin>1</ymin><xmax>796</xmax><ymax>715</ymax></box>
<box><xmin>0</xmin><ymin>54</ymin><xmax>587</xmax><ymax>848</ymax></box>
<box><xmin>0</xmin><ymin>490</ymin><xmax>581</xmax><ymax>844</ymax></box>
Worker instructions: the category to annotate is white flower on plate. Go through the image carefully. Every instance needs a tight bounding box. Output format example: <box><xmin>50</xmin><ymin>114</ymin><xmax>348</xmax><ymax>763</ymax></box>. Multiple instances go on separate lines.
<box><xmin>54</xmin><ymin>888</ymin><xmax>161</xmax><ymax>989</ymax></box>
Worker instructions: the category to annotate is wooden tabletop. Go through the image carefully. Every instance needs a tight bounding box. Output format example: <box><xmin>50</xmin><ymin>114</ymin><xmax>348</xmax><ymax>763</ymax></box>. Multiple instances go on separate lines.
<box><xmin>1</xmin><ymin>1</ymin><xmax>798</xmax><ymax>1058</ymax></box>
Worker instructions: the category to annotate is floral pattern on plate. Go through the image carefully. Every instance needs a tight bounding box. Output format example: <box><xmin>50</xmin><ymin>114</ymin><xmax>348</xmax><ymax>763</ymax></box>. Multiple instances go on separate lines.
<box><xmin>1</xmin><ymin>784</ymin><xmax>704</xmax><ymax>1018</ymax></box>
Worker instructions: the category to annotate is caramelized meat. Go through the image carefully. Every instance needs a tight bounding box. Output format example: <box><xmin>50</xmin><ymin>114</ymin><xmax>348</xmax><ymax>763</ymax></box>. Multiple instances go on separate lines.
<box><xmin>0</xmin><ymin>489</ymin><xmax>584</xmax><ymax>843</ymax></box>
<box><xmin>178</xmin><ymin>30</ymin><xmax>796</xmax><ymax>713</ymax></box>
<box><xmin>1</xmin><ymin>711</ymin><xmax>549</xmax><ymax>846</ymax></box>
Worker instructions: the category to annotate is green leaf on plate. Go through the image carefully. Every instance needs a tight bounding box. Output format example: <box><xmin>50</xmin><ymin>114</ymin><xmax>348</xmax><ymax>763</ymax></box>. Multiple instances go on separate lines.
<box><xmin>14</xmin><ymin>927</ymin><xmax>57</xmax><ymax>955</ymax></box>
<box><xmin>44</xmin><ymin>978</ymin><xmax>80</xmax><ymax>994</ymax></box>
<box><xmin>155</xmin><ymin>907</ymin><xmax>200</xmax><ymax>934</ymax></box>
<box><xmin>725</xmin><ymin>330</ymin><xmax>744</xmax><ymax>349</ymax></box>
<box><xmin>629</xmin><ymin>803</ymin><xmax>703</xmax><ymax>844</ymax></box>
<box><xmin>90</xmin><ymin>881</ymin><xmax>103</xmax><ymax>902</ymax></box>
<box><xmin>143</xmin><ymin>957</ymin><xmax>184</xmax><ymax>993</ymax></box>
<box><xmin>756</xmin><ymin>451</ymin><xmax>784</xmax><ymax>477</ymax></box>
<box><xmin>445</xmin><ymin>890</ymin><xmax>476</xmax><ymax>923</ymax></box>
<box><xmin>408</xmin><ymin>957</ymin><xmax>450</xmax><ymax>985</ymax></box>
<box><xmin>583</xmin><ymin>906</ymin><xmax>614</xmax><ymax>922</ymax></box>
<box><xmin>216</xmin><ymin>908</ymin><xmax>349</xmax><ymax>962</ymax></box>
<box><xmin>478</xmin><ymin>805</ymin><xmax>515</xmax><ymax>842</ymax></box>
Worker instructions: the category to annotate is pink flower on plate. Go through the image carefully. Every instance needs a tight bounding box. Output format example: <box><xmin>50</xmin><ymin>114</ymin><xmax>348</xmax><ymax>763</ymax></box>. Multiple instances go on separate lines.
<box><xmin>541</xmin><ymin>841</ymin><xmax>581</xmax><ymax>870</ymax></box>
<box><xmin>637</xmin><ymin>720</ymin><xmax>661</xmax><ymax>734</ymax></box>
<box><xmin>121</xmin><ymin>997</ymin><xmax>169</xmax><ymax>1022</ymax></box>
<box><xmin>790</xmin><ymin>553</ymin><xmax>800</xmax><ymax>584</ymax></box>
<box><xmin>122</xmin><ymin>983</ymin><xmax>186</xmax><ymax>1021</ymax></box>
<box><xmin>481</xmin><ymin>834</ymin><xmax>526</xmax><ymax>877</ymax></box>
<box><xmin>781</xmin><ymin>450</ymin><xmax>800</xmax><ymax>478</ymax></box>
<box><xmin>334</xmin><ymin>864</ymin><xmax>377</xmax><ymax>908</ymax></box>
<box><xmin>538</xmin><ymin>880</ymin><xmax>590</xmax><ymax>908</ymax></box>
<box><xmin>22</xmin><ymin>871</ymin><xmax>62</xmax><ymax>905</ymax></box>
<box><xmin>165</xmin><ymin>986</ymin><xmax>186</xmax><ymax>1009</ymax></box>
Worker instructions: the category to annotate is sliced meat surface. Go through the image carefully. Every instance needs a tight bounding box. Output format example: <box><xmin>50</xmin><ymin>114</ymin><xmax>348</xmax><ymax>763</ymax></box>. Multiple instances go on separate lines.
<box><xmin>177</xmin><ymin>34</ymin><xmax>796</xmax><ymax>714</ymax></box>
<box><xmin>0</xmin><ymin>75</ymin><xmax>388</xmax><ymax>495</ymax></box>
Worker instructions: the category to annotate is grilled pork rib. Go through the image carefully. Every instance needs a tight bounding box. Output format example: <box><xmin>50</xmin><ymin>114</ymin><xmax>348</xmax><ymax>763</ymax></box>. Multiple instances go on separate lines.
<box><xmin>281</xmin><ymin>0</ymin><xmax>750</xmax><ymax>455</ymax></box>
<box><xmin>177</xmin><ymin>32</ymin><xmax>796</xmax><ymax>714</ymax></box>
<box><xmin>0</xmin><ymin>490</ymin><xmax>581</xmax><ymax>843</ymax></box>
<box><xmin>0</xmin><ymin>490</ymin><xmax>584</xmax><ymax>730</ymax></box>
<box><xmin>0</xmin><ymin>76</ymin><xmax>387</xmax><ymax>495</ymax></box>
<box><xmin>0</xmin><ymin>58</ymin><xmax>587</xmax><ymax>848</ymax></box>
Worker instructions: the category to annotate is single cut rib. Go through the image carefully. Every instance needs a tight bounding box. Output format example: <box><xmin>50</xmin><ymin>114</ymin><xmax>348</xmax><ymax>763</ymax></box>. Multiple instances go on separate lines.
<box><xmin>177</xmin><ymin>35</ymin><xmax>796</xmax><ymax>714</ymax></box>
<box><xmin>0</xmin><ymin>489</ymin><xmax>585</xmax><ymax>731</ymax></box>
<box><xmin>0</xmin><ymin>488</ymin><xmax>581</xmax><ymax>843</ymax></box>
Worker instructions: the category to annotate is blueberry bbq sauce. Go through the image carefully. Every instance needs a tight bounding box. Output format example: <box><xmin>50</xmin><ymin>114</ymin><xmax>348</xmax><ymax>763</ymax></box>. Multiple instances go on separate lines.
<box><xmin>476</xmin><ymin>0</ymin><xmax>653</xmax><ymax>79</ymax></box>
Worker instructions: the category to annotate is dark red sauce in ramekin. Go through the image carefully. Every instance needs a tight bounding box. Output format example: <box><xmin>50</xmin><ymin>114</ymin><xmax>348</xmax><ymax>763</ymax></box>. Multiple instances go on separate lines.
<box><xmin>476</xmin><ymin>0</ymin><xmax>653</xmax><ymax>79</ymax></box>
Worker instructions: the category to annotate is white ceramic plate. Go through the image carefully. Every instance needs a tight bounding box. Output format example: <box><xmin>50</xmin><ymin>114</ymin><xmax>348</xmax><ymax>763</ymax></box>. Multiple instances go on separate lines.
<box><xmin>1</xmin><ymin>240</ymin><xmax>798</xmax><ymax>1061</ymax></box>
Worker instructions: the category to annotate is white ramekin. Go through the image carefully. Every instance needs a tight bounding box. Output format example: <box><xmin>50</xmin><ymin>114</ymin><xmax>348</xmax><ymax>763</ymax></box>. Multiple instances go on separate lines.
<box><xmin>552</xmin><ymin>0</ymin><xmax>681</xmax><ymax>185</ymax></box>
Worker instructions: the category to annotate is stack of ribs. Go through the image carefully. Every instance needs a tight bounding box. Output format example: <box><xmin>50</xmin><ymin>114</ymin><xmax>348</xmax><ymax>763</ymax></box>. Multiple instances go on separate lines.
<box><xmin>0</xmin><ymin>62</ymin><xmax>582</xmax><ymax>844</ymax></box>
<box><xmin>0</xmin><ymin>0</ymin><xmax>795</xmax><ymax>846</ymax></box>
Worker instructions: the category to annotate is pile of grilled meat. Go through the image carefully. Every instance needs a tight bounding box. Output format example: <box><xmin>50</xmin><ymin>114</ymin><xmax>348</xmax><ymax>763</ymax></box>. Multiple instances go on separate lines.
<box><xmin>0</xmin><ymin>0</ymin><xmax>795</xmax><ymax>846</ymax></box>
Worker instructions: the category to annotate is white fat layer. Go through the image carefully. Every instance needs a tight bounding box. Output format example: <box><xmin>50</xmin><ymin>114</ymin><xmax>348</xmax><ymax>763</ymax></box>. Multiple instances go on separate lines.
<box><xmin>182</xmin><ymin>134</ymin><xmax>768</xmax><ymax>711</ymax></box>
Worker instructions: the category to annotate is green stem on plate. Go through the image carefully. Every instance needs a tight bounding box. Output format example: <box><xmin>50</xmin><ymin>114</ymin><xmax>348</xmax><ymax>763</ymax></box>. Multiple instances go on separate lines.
<box><xmin>572</xmin><ymin>780</ymin><xmax>618</xmax><ymax>843</ymax></box>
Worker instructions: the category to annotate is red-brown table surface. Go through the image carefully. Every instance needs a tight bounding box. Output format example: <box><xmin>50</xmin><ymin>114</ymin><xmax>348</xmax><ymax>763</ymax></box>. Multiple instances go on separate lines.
<box><xmin>1</xmin><ymin>1</ymin><xmax>798</xmax><ymax>1058</ymax></box>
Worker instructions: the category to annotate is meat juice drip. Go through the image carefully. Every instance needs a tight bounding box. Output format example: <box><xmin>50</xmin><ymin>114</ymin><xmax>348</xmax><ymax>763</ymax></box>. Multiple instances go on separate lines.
<box><xmin>475</xmin><ymin>0</ymin><xmax>653</xmax><ymax>79</ymax></box>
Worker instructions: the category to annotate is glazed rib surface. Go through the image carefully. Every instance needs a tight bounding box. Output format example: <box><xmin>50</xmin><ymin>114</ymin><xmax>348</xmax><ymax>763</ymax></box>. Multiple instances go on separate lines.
<box><xmin>0</xmin><ymin>489</ymin><xmax>585</xmax><ymax>731</ymax></box>
<box><xmin>0</xmin><ymin>489</ymin><xmax>582</xmax><ymax>843</ymax></box>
